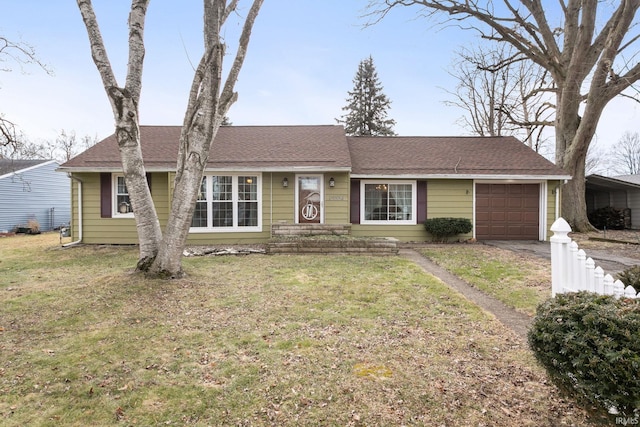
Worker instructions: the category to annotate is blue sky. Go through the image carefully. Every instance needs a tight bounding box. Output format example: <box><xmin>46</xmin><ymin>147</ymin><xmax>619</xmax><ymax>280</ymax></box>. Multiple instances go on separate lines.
<box><xmin>1</xmin><ymin>1</ymin><xmax>638</xmax><ymax>155</ymax></box>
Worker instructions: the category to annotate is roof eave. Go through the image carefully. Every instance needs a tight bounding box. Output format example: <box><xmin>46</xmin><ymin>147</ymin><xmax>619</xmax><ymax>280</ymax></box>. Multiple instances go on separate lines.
<box><xmin>351</xmin><ymin>173</ymin><xmax>572</xmax><ymax>180</ymax></box>
<box><xmin>58</xmin><ymin>166</ymin><xmax>353</xmax><ymax>173</ymax></box>
<box><xmin>1</xmin><ymin>160</ymin><xmax>58</xmax><ymax>180</ymax></box>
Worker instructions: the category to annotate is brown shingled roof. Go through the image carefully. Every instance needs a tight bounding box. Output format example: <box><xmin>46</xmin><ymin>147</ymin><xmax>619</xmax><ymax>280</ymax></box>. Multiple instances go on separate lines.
<box><xmin>60</xmin><ymin>126</ymin><xmax>568</xmax><ymax>178</ymax></box>
<box><xmin>348</xmin><ymin>136</ymin><xmax>569</xmax><ymax>178</ymax></box>
<box><xmin>60</xmin><ymin>125</ymin><xmax>352</xmax><ymax>171</ymax></box>
<box><xmin>0</xmin><ymin>159</ymin><xmax>51</xmax><ymax>177</ymax></box>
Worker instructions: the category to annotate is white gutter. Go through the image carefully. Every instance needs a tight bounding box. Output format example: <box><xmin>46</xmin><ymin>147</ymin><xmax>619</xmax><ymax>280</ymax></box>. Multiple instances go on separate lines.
<box><xmin>63</xmin><ymin>174</ymin><xmax>83</xmax><ymax>247</ymax></box>
<box><xmin>351</xmin><ymin>173</ymin><xmax>572</xmax><ymax>180</ymax></box>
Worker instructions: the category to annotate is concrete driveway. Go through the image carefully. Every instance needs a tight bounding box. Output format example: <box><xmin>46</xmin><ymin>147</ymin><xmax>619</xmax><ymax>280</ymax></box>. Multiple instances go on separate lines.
<box><xmin>482</xmin><ymin>240</ymin><xmax>639</xmax><ymax>276</ymax></box>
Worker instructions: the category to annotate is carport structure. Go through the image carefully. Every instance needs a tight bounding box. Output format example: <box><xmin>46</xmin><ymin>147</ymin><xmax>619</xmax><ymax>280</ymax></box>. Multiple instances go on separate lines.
<box><xmin>586</xmin><ymin>174</ymin><xmax>640</xmax><ymax>229</ymax></box>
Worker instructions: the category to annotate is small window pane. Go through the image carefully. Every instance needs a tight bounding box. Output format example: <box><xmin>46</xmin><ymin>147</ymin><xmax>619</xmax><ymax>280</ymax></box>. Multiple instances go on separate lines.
<box><xmin>238</xmin><ymin>176</ymin><xmax>257</xmax><ymax>201</ymax></box>
<box><xmin>116</xmin><ymin>176</ymin><xmax>132</xmax><ymax>213</ymax></box>
<box><xmin>213</xmin><ymin>176</ymin><xmax>232</xmax><ymax>201</ymax></box>
<box><xmin>365</xmin><ymin>184</ymin><xmax>388</xmax><ymax>220</ymax></box>
<box><xmin>191</xmin><ymin>178</ymin><xmax>208</xmax><ymax>227</ymax></box>
<box><xmin>238</xmin><ymin>201</ymin><xmax>258</xmax><ymax>226</ymax></box>
<box><xmin>213</xmin><ymin>201</ymin><xmax>233</xmax><ymax>227</ymax></box>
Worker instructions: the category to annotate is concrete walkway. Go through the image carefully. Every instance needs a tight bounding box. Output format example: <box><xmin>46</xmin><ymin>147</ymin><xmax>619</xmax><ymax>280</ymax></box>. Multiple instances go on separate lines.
<box><xmin>399</xmin><ymin>249</ymin><xmax>532</xmax><ymax>341</ymax></box>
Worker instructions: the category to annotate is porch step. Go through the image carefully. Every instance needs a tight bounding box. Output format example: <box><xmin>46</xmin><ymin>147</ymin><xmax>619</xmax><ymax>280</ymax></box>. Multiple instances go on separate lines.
<box><xmin>266</xmin><ymin>237</ymin><xmax>399</xmax><ymax>255</ymax></box>
<box><xmin>271</xmin><ymin>223</ymin><xmax>351</xmax><ymax>237</ymax></box>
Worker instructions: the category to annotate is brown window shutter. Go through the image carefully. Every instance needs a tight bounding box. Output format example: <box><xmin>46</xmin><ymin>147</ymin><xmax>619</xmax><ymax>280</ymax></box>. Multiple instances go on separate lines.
<box><xmin>100</xmin><ymin>173</ymin><xmax>112</xmax><ymax>218</ymax></box>
<box><xmin>146</xmin><ymin>173</ymin><xmax>152</xmax><ymax>194</ymax></box>
<box><xmin>350</xmin><ymin>179</ymin><xmax>360</xmax><ymax>224</ymax></box>
<box><xmin>417</xmin><ymin>181</ymin><xmax>427</xmax><ymax>223</ymax></box>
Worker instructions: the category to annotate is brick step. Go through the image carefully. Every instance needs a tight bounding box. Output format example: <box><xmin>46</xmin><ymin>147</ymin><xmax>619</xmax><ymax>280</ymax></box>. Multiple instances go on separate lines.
<box><xmin>271</xmin><ymin>223</ymin><xmax>351</xmax><ymax>237</ymax></box>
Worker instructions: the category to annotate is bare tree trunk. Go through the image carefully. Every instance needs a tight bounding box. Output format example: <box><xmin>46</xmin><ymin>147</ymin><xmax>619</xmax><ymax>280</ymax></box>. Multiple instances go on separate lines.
<box><xmin>78</xmin><ymin>0</ymin><xmax>264</xmax><ymax>277</ymax></box>
<box><xmin>77</xmin><ymin>0</ymin><xmax>163</xmax><ymax>265</ymax></box>
<box><xmin>148</xmin><ymin>0</ymin><xmax>263</xmax><ymax>277</ymax></box>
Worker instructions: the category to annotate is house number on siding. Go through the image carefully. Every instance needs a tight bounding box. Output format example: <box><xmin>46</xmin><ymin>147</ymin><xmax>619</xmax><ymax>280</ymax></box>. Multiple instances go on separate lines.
<box><xmin>328</xmin><ymin>196</ymin><xmax>346</xmax><ymax>201</ymax></box>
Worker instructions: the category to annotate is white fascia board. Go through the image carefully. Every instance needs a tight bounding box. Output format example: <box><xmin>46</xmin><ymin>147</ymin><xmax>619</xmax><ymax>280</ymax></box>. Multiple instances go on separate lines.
<box><xmin>350</xmin><ymin>173</ymin><xmax>572</xmax><ymax>180</ymax></box>
<box><xmin>204</xmin><ymin>166</ymin><xmax>351</xmax><ymax>173</ymax></box>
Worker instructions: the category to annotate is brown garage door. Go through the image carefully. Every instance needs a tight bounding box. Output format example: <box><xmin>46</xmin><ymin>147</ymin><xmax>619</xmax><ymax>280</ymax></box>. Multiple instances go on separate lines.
<box><xmin>476</xmin><ymin>184</ymin><xmax>539</xmax><ymax>240</ymax></box>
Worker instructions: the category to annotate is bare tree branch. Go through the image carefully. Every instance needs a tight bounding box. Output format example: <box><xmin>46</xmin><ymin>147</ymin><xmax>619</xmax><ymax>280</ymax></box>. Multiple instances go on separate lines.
<box><xmin>369</xmin><ymin>0</ymin><xmax>640</xmax><ymax>231</ymax></box>
<box><xmin>0</xmin><ymin>36</ymin><xmax>52</xmax><ymax>148</ymax></box>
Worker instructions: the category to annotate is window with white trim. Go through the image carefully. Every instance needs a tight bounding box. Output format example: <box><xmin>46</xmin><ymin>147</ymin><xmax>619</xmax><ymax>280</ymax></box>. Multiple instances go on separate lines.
<box><xmin>361</xmin><ymin>180</ymin><xmax>416</xmax><ymax>224</ymax></box>
<box><xmin>113</xmin><ymin>174</ymin><xmax>134</xmax><ymax>217</ymax></box>
<box><xmin>190</xmin><ymin>174</ymin><xmax>261</xmax><ymax>231</ymax></box>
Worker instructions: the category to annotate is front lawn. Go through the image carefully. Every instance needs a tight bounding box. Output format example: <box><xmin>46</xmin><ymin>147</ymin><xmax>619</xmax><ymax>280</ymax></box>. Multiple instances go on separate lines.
<box><xmin>1</xmin><ymin>234</ymin><xmax>591</xmax><ymax>426</ymax></box>
<box><xmin>420</xmin><ymin>245</ymin><xmax>551</xmax><ymax>316</ymax></box>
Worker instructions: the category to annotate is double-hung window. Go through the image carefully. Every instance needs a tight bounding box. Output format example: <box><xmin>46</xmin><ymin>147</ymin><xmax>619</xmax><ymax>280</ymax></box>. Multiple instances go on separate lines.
<box><xmin>191</xmin><ymin>174</ymin><xmax>261</xmax><ymax>231</ymax></box>
<box><xmin>113</xmin><ymin>174</ymin><xmax>134</xmax><ymax>217</ymax></box>
<box><xmin>361</xmin><ymin>180</ymin><xmax>416</xmax><ymax>224</ymax></box>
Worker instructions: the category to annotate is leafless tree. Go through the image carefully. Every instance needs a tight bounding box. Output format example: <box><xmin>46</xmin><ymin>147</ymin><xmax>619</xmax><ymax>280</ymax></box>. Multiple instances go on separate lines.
<box><xmin>584</xmin><ymin>137</ymin><xmax>610</xmax><ymax>176</ymax></box>
<box><xmin>444</xmin><ymin>43</ymin><xmax>553</xmax><ymax>152</ymax></box>
<box><xmin>368</xmin><ymin>0</ymin><xmax>640</xmax><ymax>231</ymax></box>
<box><xmin>77</xmin><ymin>0</ymin><xmax>264</xmax><ymax>277</ymax></box>
<box><xmin>0</xmin><ymin>36</ymin><xmax>51</xmax><ymax>149</ymax></box>
<box><xmin>611</xmin><ymin>131</ymin><xmax>640</xmax><ymax>175</ymax></box>
<box><xmin>0</xmin><ymin>129</ymin><xmax>97</xmax><ymax>162</ymax></box>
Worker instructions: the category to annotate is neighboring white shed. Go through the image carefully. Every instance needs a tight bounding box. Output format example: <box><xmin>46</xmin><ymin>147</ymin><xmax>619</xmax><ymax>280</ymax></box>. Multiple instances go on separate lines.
<box><xmin>0</xmin><ymin>159</ymin><xmax>70</xmax><ymax>232</ymax></box>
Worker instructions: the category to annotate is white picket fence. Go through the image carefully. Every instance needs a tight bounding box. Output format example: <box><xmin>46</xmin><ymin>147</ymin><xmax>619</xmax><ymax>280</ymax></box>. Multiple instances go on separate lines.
<box><xmin>550</xmin><ymin>217</ymin><xmax>639</xmax><ymax>298</ymax></box>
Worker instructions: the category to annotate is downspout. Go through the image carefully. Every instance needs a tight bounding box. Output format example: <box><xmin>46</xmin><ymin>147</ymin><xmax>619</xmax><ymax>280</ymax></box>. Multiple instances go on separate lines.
<box><xmin>63</xmin><ymin>174</ymin><xmax>83</xmax><ymax>247</ymax></box>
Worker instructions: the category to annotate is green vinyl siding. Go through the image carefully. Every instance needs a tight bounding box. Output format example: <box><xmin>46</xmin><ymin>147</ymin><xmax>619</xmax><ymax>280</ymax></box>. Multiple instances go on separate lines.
<box><xmin>323</xmin><ymin>172</ymin><xmax>350</xmax><ymax>224</ymax></box>
<box><xmin>546</xmin><ymin>180</ymin><xmax>562</xmax><ymax>240</ymax></box>
<box><xmin>269</xmin><ymin>172</ymin><xmax>295</xmax><ymax>224</ymax></box>
<box><xmin>68</xmin><ymin>173</ymin><xmax>168</xmax><ymax>244</ymax></box>
<box><xmin>352</xmin><ymin>179</ymin><xmax>473</xmax><ymax>242</ymax></box>
<box><xmin>71</xmin><ymin>173</ymin><xmax>137</xmax><ymax>244</ymax></box>
<box><xmin>428</xmin><ymin>180</ymin><xmax>473</xmax><ymax>219</ymax></box>
<box><xmin>351</xmin><ymin>224</ymin><xmax>426</xmax><ymax>241</ymax></box>
<box><xmin>70</xmin><ymin>172</ymin><xmax>558</xmax><ymax>244</ymax></box>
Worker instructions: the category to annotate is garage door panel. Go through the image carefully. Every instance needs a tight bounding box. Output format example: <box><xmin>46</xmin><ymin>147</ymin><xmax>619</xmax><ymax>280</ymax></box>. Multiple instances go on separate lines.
<box><xmin>490</xmin><ymin>185</ymin><xmax>506</xmax><ymax>194</ymax></box>
<box><xmin>508</xmin><ymin>198</ymin><xmax>524</xmax><ymax>208</ymax></box>
<box><xmin>507</xmin><ymin>212</ymin><xmax>524</xmax><ymax>221</ymax></box>
<box><xmin>523</xmin><ymin>212</ymin><xmax>539</xmax><ymax>222</ymax></box>
<box><xmin>491</xmin><ymin>212</ymin><xmax>506</xmax><ymax>221</ymax></box>
<box><xmin>491</xmin><ymin>199</ymin><xmax>506</xmax><ymax>208</ymax></box>
<box><xmin>524</xmin><ymin>198</ymin><xmax>539</xmax><ymax>208</ymax></box>
<box><xmin>476</xmin><ymin>197</ymin><xmax>490</xmax><ymax>208</ymax></box>
<box><xmin>476</xmin><ymin>184</ymin><xmax>539</xmax><ymax>240</ymax></box>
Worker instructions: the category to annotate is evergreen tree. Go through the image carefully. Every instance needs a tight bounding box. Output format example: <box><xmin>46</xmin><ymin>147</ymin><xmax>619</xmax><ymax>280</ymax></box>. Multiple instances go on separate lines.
<box><xmin>338</xmin><ymin>56</ymin><xmax>396</xmax><ymax>136</ymax></box>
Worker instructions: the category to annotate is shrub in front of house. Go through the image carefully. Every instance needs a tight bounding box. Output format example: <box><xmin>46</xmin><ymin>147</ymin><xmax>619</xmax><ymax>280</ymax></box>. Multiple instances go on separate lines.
<box><xmin>528</xmin><ymin>292</ymin><xmax>640</xmax><ymax>421</ymax></box>
<box><xmin>617</xmin><ymin>266</ymin><xmax>640</xmax><ymax>291</ymax></box>
<box><xmin>588</xmin><ymin>206</ymin><xmax>625</xmax><ymax>230</ymax></box>
<box><xmin>424</xmin><ymin>217</ymin><xmax>473</xmax><ymax>242</ymax></box>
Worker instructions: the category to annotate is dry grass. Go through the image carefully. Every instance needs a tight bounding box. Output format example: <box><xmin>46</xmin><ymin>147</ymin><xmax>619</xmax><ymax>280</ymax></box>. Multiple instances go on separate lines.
<box><xmin>420</xmin><ymin>245</ymin><xmax>551</xmax><ymax>316</ymax></box>
<box><xmin>0</xmin><ymin>233</ymin><xmax>595</xmax><ymax>426</ymax></box>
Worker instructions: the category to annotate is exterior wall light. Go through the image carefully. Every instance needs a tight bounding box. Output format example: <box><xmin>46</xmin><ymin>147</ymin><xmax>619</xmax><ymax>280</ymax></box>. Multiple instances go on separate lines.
<box><xmin>282</xmin><ymin>177</ymin><xmax>288</xmax><ymax>188</ymax></box>
<box><xmin>329</xmin><ymin>177</ymin><xmax>335</xmax><ymax>187</ymax></box>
